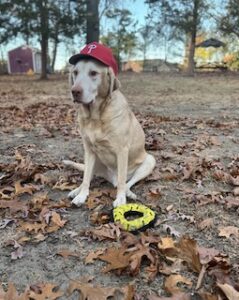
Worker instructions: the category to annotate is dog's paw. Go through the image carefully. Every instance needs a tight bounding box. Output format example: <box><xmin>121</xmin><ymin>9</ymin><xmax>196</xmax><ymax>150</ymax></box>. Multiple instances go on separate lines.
<box><xmin>113</xmin><ymin>193</ymin><xmax>126</xmax><ymax>207</ymax></box>
<box><xmin>68</xmin><ymin>187</ymin><xmax>81</xmax><ymax>199</ymax></box>
<box><xmin>71</xmin><ymin>190</ymin><xmax>89</xmax><ymax>206</ymax></box>
<box><xmin>126</xmin><ymin>189</ymin><xmax>137</xmax><ymax>200</ymax></box>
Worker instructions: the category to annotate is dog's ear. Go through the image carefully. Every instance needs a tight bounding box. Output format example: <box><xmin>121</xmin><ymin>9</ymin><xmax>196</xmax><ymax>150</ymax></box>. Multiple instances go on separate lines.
<box><xmin>69</xmin><ymin>66</ymin><xmax>74</xmax><ymax>86</ymax></box>
<box><xmin>108</xmin><ymin>67</ymin><xmax>121</xmax><ymax>96</ymax></box>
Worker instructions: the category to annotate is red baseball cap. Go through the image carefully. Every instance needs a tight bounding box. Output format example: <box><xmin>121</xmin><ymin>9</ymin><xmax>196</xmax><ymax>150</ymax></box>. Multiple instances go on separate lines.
<box><xmin>69</xmin><ymin>42</ymin><xmax>118</xmax><ymax>76</ymax></box>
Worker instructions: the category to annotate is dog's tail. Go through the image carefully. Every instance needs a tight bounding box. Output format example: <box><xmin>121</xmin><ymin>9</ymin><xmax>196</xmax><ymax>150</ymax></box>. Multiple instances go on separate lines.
<box><xmin>62</xmin><ymin>160</ymin><xmax>85</xmax><ymax>172</ymax></box>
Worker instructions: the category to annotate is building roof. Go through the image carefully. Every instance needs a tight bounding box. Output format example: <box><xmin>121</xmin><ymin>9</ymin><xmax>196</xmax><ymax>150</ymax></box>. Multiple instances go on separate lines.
<box><xmin>196</xmin><ymin>38</ymin><xmax>225</xmax><ymax>48</ymax></box>
<box><xmin>8</xmin><ymin>45</ymin><xmax>41</xmax><ymax>53</ymax></box>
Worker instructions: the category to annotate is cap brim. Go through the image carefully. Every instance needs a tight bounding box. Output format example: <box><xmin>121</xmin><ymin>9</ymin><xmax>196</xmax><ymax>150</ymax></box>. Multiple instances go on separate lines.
<box><xmin>69</xmin><ymin>54</ymin><xmax>92</xmax><ymax>65</ymax></box>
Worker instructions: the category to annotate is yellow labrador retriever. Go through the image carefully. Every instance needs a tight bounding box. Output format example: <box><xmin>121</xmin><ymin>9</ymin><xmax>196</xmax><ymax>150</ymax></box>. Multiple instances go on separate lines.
<box><xmin>64</xmin><ymin>46</ymin><xmax>155</xmax><ymax>207</ymax></box>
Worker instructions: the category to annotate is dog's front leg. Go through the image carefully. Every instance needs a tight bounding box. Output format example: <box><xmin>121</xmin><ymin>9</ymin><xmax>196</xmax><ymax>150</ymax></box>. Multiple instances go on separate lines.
<box><xmin>70</xmin><ymin>147</ymin><xmax>96</xmax><ymax>206</ymax></box>
<box><xmin>113</xmin><ymin>148</ymin><xmax>128</xmax><ymax>207</ymax></box>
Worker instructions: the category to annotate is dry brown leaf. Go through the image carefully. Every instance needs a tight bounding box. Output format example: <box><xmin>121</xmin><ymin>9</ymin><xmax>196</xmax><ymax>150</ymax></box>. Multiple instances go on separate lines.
<box><xmin>0</xmin><ymin>199</ymin><xmax>28</xmax><ymax>213</ymax></box>
<box><xmin>68</xmin><ymin>281</ymin><xmax>134</xmax><ymax>300</ymax></box>
<box><xmin>158</xmin><ymin>237</ymin><xmax>175</xmax><ymax>250</ymax></box>
<box><xmin>57</xmin><ymin>249</ymin><xmax>81</xmax><ymax>259</ymax></box>
<box><xmin>0</xmin><ymin>186</ymin><xmax>14</xmax><ymax>199</ymax></box>
<box><xmin>32</xmin><ymin>233</ymin><xmax>47</xmax><ymax>243</ymax></box>
<box><xmin>99</xmin><ymin>247</ymin><xmax>132</xmax><ymax>273</ymax></box>
<box><xmin>218</xmin><ymin>226</ymin><xmax>239</xmax><ymax>239</ymax></box>
<box><xmin>0</xmin><ymin>282</ymin><xmax>29</xmax><ymax>300</ymax></box>
<box><xmin>159</xmin><ymin>259</ymin><xmax>184</xmax><ymax>275</ymax></box>
<box><xmin>85</xmin><ymin>223</ymin><xmax>121</xmax><ymax>241</ymax></box>
<box><xmin>15</xmin><ymin>180</ymin><xmax>37</xmax><ymax>195</ymax></box>
<box><xmin>51</xmin><ymin>211</ymin><xmax>67</xmax><ymax>228</ymax></box>
<box><xmin>176</xmin><ymin>236</ymin><xmax>201</xmax><ymax>273</ymax></box>
<box><xmin>33</xmin><ymin>173</ymin><xmax>51</xmax><ymax>185</ymax></box>
<box><xmin>20</xmin><ymin>222</ymin><xmax>47</xmax><ymax>234</ymax></box>
<box><xmin>164</xmin><ymin>274</ymin><xmax>192</xmax><ymax>295</ymax></box>
<box><xmin>30</xmin><ymin>193</ymin><xmax>49</xmax><ymax>210</ymax></box>
<box><xmin>197</xmin><ymin>293</ymin><xmax>218</xmax><ymax>300</ymax></box>
<box><xmin>217</xmin><ymin>283</ymin><xmax>239</xmax><ymax>300</ymax></box>
<box><xmin>29</xmin><ymin>283</ymin><xmax>63</xmax><ymax>300</ymax></box>
<box><xmin>53</xmin><ymin>181</ymin><xmax>77</xmax><ymax>191</ymax></box>
<box><xmin>197</xmin><ymin>246</ymin><xmax>220</xmax><ymax>265</ymax></box>
<box><xmin>198</xmin><ymin>218</ymin><xmax>214</xmax><ymax>231</ymax></box>
<box><xmin>129</xmin><ymin>243</ymin><xmax>157</xmax><ymax>278</ymax></box>
<box><xmin>85</xmin><ymin>249</ymin><xmax>105</xmax><ymax>264</ymax></box>
<box><xmin>89</xmin><ymin>211</ymin><xmax>111</xmax><ymax>225</ymax></box>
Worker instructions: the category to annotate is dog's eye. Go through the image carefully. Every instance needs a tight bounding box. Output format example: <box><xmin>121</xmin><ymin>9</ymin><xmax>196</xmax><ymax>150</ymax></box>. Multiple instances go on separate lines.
<box><xmin>73</xmin><ymin>70</ymin><xmax>78</xmax><ymax>76</ymax></box>
<box><xmin>89</xmin><ymin>70</ymin><xmax>98</xmax><ymax>77</ymax></box>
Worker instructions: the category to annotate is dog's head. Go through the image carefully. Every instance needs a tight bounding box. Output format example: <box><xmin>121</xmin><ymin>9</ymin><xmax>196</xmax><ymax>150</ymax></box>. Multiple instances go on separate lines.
<box><xmin>69</xmin><ymin>58</ymin><xmax>120</xmax><ymax>105</ymax></box>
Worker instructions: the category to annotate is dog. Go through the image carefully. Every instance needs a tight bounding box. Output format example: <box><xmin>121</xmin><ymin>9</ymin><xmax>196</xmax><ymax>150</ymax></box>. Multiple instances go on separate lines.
<box><xmin>64</xmin><ymin>42</ymin><xmax>155</xmax><ymax>207</ymax></box>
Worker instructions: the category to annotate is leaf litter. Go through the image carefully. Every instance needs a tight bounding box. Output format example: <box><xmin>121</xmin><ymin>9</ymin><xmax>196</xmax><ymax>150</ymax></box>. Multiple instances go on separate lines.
<box><xmin>1</xmin><ymin>75</ymin><xmax>239</xmax><ymax>299</ymax></box>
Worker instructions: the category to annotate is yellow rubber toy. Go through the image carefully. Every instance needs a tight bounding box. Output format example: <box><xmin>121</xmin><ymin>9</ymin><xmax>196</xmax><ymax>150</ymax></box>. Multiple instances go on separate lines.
<box><xmin>113</xmin><ymin>203</ymin><xmax>156</xmax><ymax>232</ymax></box>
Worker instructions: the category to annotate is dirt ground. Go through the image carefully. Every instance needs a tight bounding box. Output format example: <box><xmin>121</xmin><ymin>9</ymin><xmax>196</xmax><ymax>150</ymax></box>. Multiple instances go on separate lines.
<box><xmin>0</xmin><ymin>73</ymin><xmax>238</xmax><ymax>299</ymax></box>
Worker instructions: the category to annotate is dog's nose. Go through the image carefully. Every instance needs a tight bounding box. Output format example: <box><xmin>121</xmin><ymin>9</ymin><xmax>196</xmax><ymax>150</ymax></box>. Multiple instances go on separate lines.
<box><xmin>71</xmin><ymin>88</ymin><xmax>82</xmax><ymax>99</ymax></box>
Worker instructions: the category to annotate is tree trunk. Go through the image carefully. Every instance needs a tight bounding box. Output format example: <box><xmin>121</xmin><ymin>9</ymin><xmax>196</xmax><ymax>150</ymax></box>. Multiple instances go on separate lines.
<box><xmin>186</xmin><ymin>0</ymin><xmax>199</xmax><ymax>75</ymax></box>
<box><xmin>41</xmin><ymin>37</ymin><xmax>48</xmax><ymax>79</ymax></box>
<box><xmin>51</xmin><ymin>25</ymin><xmax>59</xmax><ymax>72</ymax></box>
<box><xmin>39</xmin><ymin>0</ymin><xmax>48</xmax><ymax>80</ymax></box>
<box><xmin>51</xmin><ymin>39</ymin><xmax>58</xmax><ymax>73</ymax></box>
<box><xmin>86</xmin><ymin>0</ymin><xmax>100</xmax><ymax>43</ymax></box>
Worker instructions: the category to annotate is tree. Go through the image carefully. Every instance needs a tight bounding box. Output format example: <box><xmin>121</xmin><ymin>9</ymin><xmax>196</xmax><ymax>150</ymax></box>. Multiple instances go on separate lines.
<box><xmin>0</xmin><ymin>0</ymin><xmax>85</xmax><ymax>78</ymax></box>
<box><xmin>49</xmin><ymin>1</ymin><xmax>85</xmax><ymax>72</ymax></box>
<box><xmin>102</xmin><ymin>9</ymin><xmax>138</xmax><ymax>68</ymax></box>
<box><xmin>219</xmin><ymin>0</ymin><xmax>239</xmax><ymax>38</ymax></box>
<box><xmin>146</xmin><ymin>0</ymin><xmax>209</xmax><ymax>75</ymax></box>
<box><xmin>86</xmin><ymin>0</ymin><xmax>100</xmax><ymax>43</ymax></box>
<box><xmin>138</xmin><ymin>24</ymin><xmax>154</xmax><ymax>66</ymax></box>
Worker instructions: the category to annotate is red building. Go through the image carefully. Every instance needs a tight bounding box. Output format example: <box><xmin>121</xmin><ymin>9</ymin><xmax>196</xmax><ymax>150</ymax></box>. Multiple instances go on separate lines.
<box><xmin>7</xmin><ymin>45</ymin><xmax>41</xmax><ymax>74</ymax></box>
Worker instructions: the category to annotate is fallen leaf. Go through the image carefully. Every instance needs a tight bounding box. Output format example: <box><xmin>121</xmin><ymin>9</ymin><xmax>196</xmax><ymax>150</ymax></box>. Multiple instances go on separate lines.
<box><xmin>51</xmin><ymin>211</ymin><xmax>67</xmax><ymax>228</ymax></box>
<box><xmin>159</xmin><ymin>259</ymin><xmax>184</xmax><ymax>275</ymax></box>
<box><xmin>20</xmin><ymin>222</ymin><xmax>47</xmax><ymax>234</ymax></box>
<box><xmin>29</xmin><ymin>283</ymin><xmax>63</xmax><ymax>300</ymax></box>
<box><xmin>99</xmin><ymin>247</ymin><xmax>131</xmax><ymax>273</ymax></box>
<box><xmin>217</xmin><ymin>283</ymin><xmax>239</xmax><ymax>300</ymax></box>
<box><xmin>34</xmin><ymin>173</ymin><xmax>51</xmax><ymax>185</ymax></box>
<box><xmin>15</xmin><ymin>180</ymin><xmax>37</xmax><ymax>195</ymax></box>
<box><xmin>198</xmin><ymin>218</ymin><xmax>214</xmax><ymax>231</ymax></box>
<box><xmin>0</xmin><ymin>282</ymin><xmax>29</xmax><ymax>300</ymax></box>
<box><xmin>197</xmin><ymin>246</ymin><xmax>220</xmax><ymax>265</ymax></box>
<box><xmin>53</xmin><ymin>181</ymin><xmax>77</xmax><ymax>191</ymax></box>
<box><xmin>85</xmin><ymin>223</ymin><xmax>121</xmax><ymax>241</ymax></box>
<box><xmin>158</xmin><ymin>237</ymin><xmax>176</xmax><ymax>250</ymax></box>
<box><xmin>0</xmin><ymin>199</ymin><xmax>28</xmax><ymax>213</ymax></box>
<box><xmin>68</xmin><ymin>281</ymin><xmax>134</xmax><ymax>300</ymax></box>
<box><xmin>57</xmin><ymin>249</ymin><xmax>81</xmax><ymax>259</ymax></box>
<box><xmin>85</xmin><ymin>249</ymin><xmax>105</xmax><ymax>264</ymax></box>
<box><xmin>218</xmin><ymin>226</ymin><xmax>239</xmax><ymax>239</ymax></box>
<box><xmin>176</xmin><ymin>236</ymin><xmax>201</xmax><ymax>273</ymax></box>
<box><xmin>164</xmin><ymin>274</ymin><xmax>192</xmax><ymax>294</ymax></box>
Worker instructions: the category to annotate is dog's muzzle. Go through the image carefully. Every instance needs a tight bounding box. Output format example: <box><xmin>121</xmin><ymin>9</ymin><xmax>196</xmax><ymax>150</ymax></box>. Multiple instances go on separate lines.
<box><xmin>71</xmin><ymin>88</ymin><xmax>83</xmax><ymax>103</ymax></box>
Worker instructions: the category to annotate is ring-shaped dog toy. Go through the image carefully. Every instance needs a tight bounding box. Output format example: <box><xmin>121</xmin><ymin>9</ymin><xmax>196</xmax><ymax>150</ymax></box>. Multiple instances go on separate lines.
<box><xmin>113</xmin><ymin>203</ymin><xmax>156</xmax><ymax>232</ymax></box>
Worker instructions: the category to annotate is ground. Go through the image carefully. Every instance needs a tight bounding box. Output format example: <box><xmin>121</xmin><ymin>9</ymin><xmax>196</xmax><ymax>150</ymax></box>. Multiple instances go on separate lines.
<box><xmin>0</xmin><ymin>73</ymin><xmax>238</xmax><ymax>299</ymax></box>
